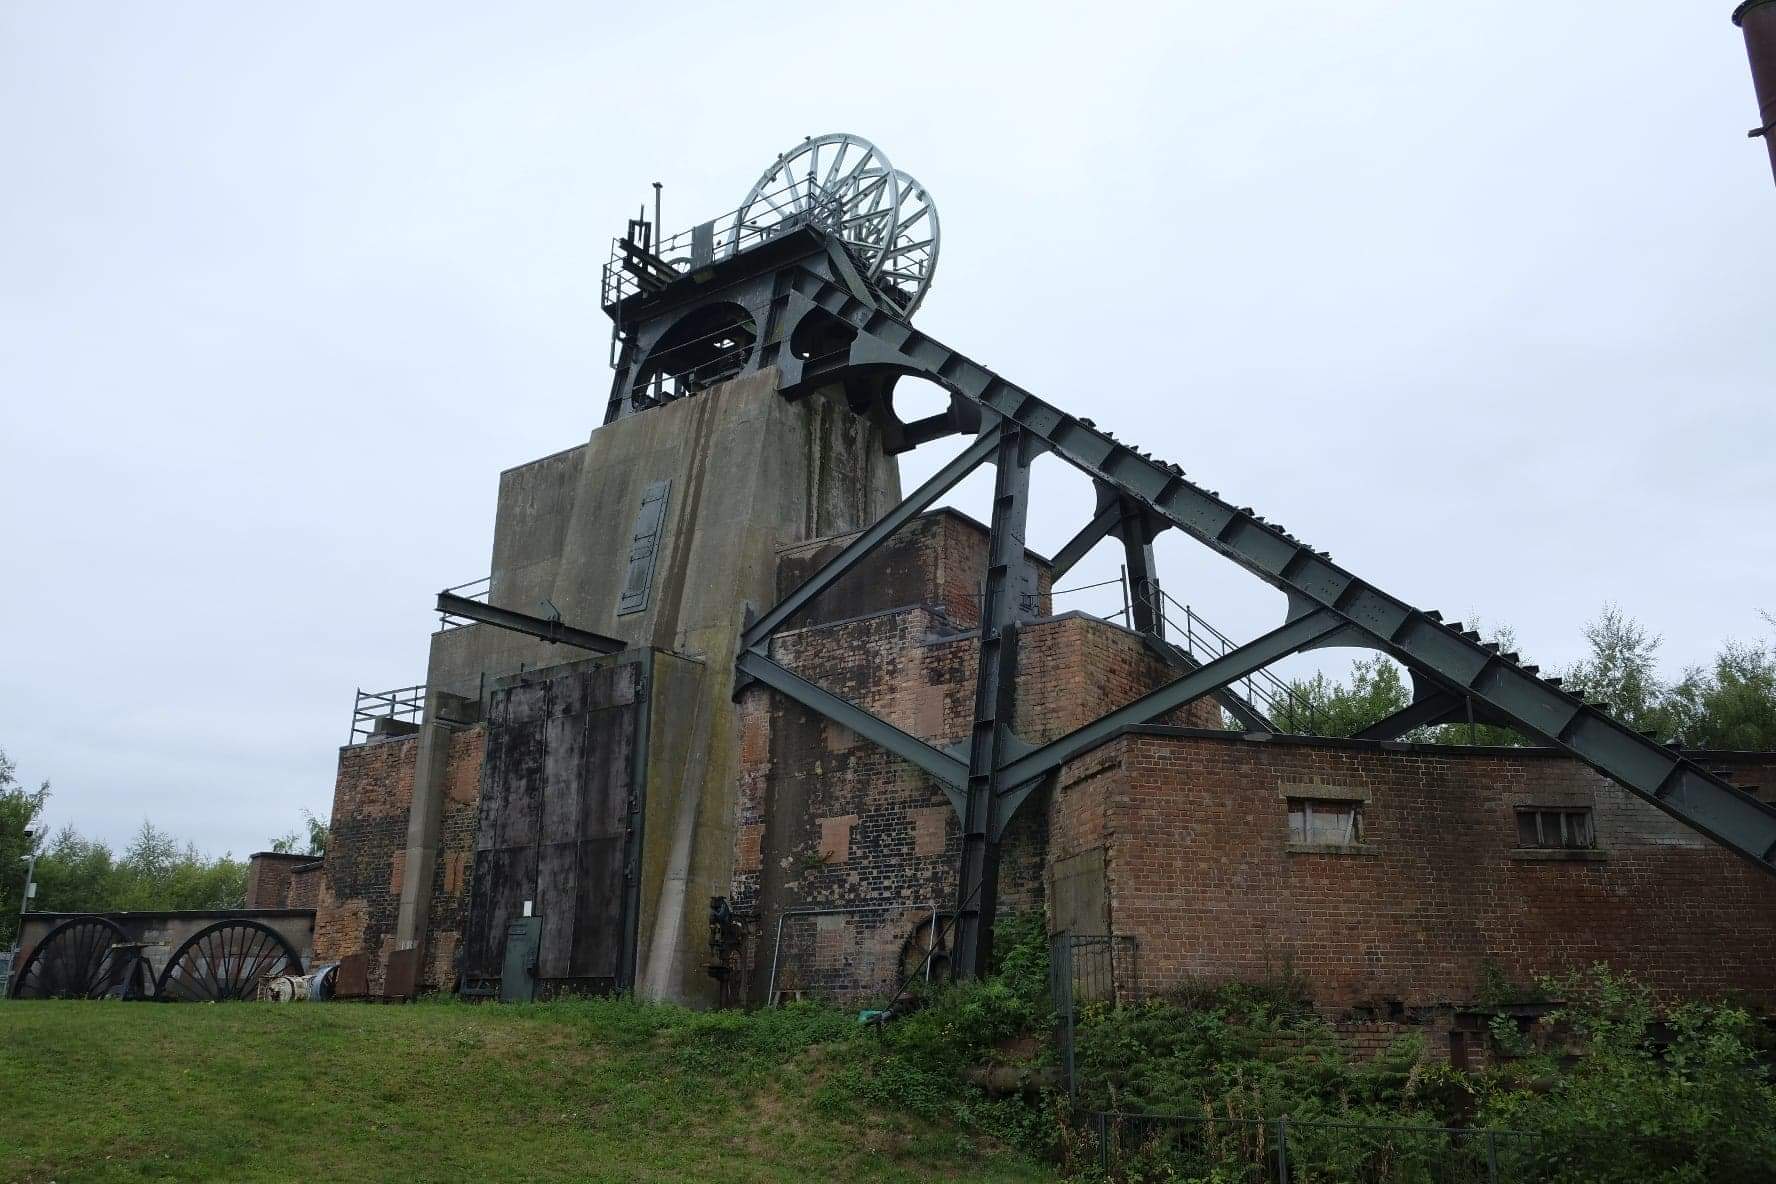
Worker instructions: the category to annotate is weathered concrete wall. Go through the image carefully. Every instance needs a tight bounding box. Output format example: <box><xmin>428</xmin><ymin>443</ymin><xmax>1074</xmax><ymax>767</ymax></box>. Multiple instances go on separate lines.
<box><xmin>1063</xmin><ymin>730</ymin><xmax>1776</xmax><ymax>1012</ymax></box>
<box><xmin>413</xmin><ymin>370</ymin><xmax>900</xmax><ymax>1006</ymax></box>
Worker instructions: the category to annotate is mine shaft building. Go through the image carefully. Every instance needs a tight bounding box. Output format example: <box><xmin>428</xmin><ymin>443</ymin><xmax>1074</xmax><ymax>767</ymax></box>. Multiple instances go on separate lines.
<box><xmin>310</xmin><ymin>135</ymin><xmax>1776</xmax><ymax>1045</ymax></box>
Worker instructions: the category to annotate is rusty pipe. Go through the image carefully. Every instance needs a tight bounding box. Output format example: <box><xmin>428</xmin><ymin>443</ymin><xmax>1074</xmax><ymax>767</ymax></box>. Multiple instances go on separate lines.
<box><xmin>1735</xmin><ymin>0</ymin><xmax>1776</xmax><ymax>185</ymax></box>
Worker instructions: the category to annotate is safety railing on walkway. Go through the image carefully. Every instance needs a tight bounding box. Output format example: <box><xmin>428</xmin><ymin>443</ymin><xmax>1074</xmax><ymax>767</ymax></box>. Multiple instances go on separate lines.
<box><xmin>1049</xmin><ymin>575</ymin><xmax>1323</xmax><ymax>733</ymax></box>
<box><xmin>436</xmin><ymin>575</ymin><xmax>490</xmax><ymax>631</ymax></box>
<box><xmin>347</xmin><ymin>684</ymin><xmax>425</xmax><ymax>745</ymax></box>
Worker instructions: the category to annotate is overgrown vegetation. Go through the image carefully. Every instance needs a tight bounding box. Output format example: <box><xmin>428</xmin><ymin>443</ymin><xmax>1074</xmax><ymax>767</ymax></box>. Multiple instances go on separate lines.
<box><xmin>1273</xmin><ymin>605</ymin><xmax>1776</xmax><ymax>749</ymax></box>
<box><xmin>4</xmin><ymin>913</ymin><xmax>1774</xmax><ymax>1182</ymax></box>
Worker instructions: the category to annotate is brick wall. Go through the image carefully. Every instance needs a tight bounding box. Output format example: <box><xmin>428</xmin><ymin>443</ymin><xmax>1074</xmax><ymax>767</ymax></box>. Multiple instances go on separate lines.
<box><xmin>287</xmin><ymin>863</ymin><xmax>321</xmax><ymax>911</ymax></box>
<box><xmin>421</xmin><ymin>725</ymin><xmax>486</xmax><ymax>992</ymax></box>
<box><xmin>732</xmin><ymin>597</ymin><xmax>1217</xmax><ymax>1002</ymax></box>
<box><xmin>312</xmin><ymin>725</ymin><xmax>485</xmax><ymax>995</ymax></box>
<box><xmin>244</xmin><ymin>852</ymin><xmax>320</xmax><ymax>909</ymax></box>
<box><xmin>1082</xmin><ymin>730</ymin><xmax>1776</xmax><ymax>1013</ymax></box>
<box><xmin>775</xmin><ymin>508</ymin><xmax>1054</xmax><ymax>631</ymax></box>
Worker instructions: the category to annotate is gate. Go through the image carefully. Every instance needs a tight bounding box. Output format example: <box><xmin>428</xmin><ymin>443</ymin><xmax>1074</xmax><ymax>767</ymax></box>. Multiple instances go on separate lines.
<box><xmin>1051</xmin><ymin>933</ymin><xmax>1140</xmax><ymax>1099</ymax></box>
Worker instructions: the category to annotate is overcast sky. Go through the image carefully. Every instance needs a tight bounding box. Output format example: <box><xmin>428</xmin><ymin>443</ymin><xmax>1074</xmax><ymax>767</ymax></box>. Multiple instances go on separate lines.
<box><xmin>3</xmin><ymin>2</ymin><xmax>1772</xmax><ymax>859</ymax></box>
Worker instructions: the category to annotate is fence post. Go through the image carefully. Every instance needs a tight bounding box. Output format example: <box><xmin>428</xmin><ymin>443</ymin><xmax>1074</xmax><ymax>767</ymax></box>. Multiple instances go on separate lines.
<box><xmin>1276</xmin><ymin>1116</ymin><xmax>1289</xmax><ymax>1183</ymax></box>
<box><xmin>1486</xmin><ymin>1131</ymin><xmax>1499</xmax><ymax>1184</ymax></box>
<box><xmin>1097</xmin><ymin>1112</ymin><xmax>1109</xmax><ymax>1174</ymax></box>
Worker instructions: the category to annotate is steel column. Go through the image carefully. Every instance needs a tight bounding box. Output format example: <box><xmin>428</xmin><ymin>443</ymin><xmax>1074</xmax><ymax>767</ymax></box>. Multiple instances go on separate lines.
<box><xmin>954</xmin><ymin>422</ymin><xmax>1039</xmax><ymax>980</ymax></box>
<box><xmin>1119</xmin><ymin>499</ymin><xmax>1164</xmax><ymax>640</ymax></box>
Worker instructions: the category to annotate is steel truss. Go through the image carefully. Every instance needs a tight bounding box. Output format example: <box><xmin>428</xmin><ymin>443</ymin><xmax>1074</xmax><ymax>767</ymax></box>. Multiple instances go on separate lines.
<box><xmin>730</xmin><ymin>249</ymin><xmax>1776</xmax><ymax>979</ymax></box>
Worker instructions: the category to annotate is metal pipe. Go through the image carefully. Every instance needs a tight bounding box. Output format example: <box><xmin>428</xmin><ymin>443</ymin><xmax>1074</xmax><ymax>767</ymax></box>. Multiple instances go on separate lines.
<box><xmin>652</xmin><ymin>182</ymin><xmax>663</xmax><ymax>248</ymax></box>
<box><xmin>1735</xmin><ymin>1</ymin><xmax>1776</xmax><ymax>185</ymax></box>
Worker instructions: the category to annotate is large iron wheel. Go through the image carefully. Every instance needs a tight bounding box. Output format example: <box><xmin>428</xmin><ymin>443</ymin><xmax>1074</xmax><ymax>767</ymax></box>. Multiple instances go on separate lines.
<box><xmin>8</xmin><ymin>915</ymin><xmax>147</xmax><ymax>1000</ymax></box>
<box><xmin>156</xmin><ymin>919</ymin><xmax>303</xmax><ymax>1002</ymax></box>
<box><xmin>897</xmin><ymin>912</ymin><xmax>952</xmax><ymax>987</ymax></box>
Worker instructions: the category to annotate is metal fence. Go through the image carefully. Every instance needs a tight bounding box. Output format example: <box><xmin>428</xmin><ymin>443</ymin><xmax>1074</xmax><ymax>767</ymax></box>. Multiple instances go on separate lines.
<box><xmin>1051</xmin><ymin>934</ymin><xmax>1140</xmax><ymax>1099</ymax></box>
<box><xmin>1087</xmin><ymin>1112</ymin><xmax>1577</xmax><ymax>1184</ymax></box>
<box><xmin>436</xmin><ymin>575</ymin><xmax>490</xmax><ymax>630</ymax></box>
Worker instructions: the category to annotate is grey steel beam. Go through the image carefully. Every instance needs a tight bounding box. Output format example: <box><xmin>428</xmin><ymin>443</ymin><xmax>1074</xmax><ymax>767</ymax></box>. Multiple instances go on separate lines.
<box><xmin>775</xmin><ymin>263</ymin><xmax>1776</xmax><ymax>878</ymax></box>
<box><xmin>1049</xmin><ymin>501</ymin><xmax>1122</xmax><ymax>581</ymax></box>
<box><xmin>435</xmin><ymin>592</ymin><xmax>627</xmax><ymax>654</ymax></box>
<box><xmin>1120</xmin><ymin>499</ymin><xmax>1164</xmax><ymax>641</ymax></box>
<box><xmin>996</xmin><ymin>610</ymin><xmax>1340</xmax><ymax>789</ymax></box>
<box><xmin>954</xmin><ymin>422</ymin><xmax>1040</xmax><ymax>980</ymax></box>
<box><xmin>735</xmin><ymin>650</ymin><xmax>968</xmax><ymax>795</ymax></box>
<box><xmin>1351</xmin><ymin>692</ymin><xmax>1467</xmax><ymax>742</ymax></box>
<box><xmin>740</xmin><ymin>429</ymin><xmax>999</xmax><ymax>650</ymax></box>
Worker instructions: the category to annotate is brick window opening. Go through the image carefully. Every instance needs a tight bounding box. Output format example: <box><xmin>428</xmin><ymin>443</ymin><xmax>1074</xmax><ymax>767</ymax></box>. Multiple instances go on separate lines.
<box><xmin>1287</xmin><ymin>799</ymin><xmax>1363</xmax><ymax>846</ymax></box>
<box><xmin>1516</xmin><ymin>808</ymin><xmax>1595</xmax><ymax>850</ymax></box>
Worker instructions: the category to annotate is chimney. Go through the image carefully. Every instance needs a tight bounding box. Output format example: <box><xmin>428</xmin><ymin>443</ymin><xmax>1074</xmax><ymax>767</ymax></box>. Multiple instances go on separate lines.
<box><xmin>1735</xmin><ymin>0</ymin><xmax>1776</xmax><ymax>185</ymax></box>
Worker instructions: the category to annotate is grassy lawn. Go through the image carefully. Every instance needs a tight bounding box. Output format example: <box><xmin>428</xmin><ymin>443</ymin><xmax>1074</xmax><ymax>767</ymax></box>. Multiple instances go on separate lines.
<box><xmin>0</xmin><ymin>998</ymin><xmax>1060</xmax><ymax>1184</ymax></box>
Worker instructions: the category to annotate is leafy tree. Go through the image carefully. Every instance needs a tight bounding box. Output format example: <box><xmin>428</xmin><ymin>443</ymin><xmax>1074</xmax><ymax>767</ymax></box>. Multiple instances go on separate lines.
<box><xmin>29</xmin><ymin>819</ymin><xmax>245</xmax><ymax>914</ymax></box>
<box><xmin>270</xmin><ymin>808</ymin><xmax>329</xmax><ymax>857</ymax></box>
<box><xmin>0</xmin><ymin>747</ymin><xmax>50</xmax><ymax>944</ymax></box>
<box><xmin>1664</xmin><ymin>638</ymin><xmax>1776</xmax><ymax>751</ymax></box>
<box><xmin>1560</xmin><ymin>603</ymin><xmax>1672</xmax><ymax>735</ymax></box>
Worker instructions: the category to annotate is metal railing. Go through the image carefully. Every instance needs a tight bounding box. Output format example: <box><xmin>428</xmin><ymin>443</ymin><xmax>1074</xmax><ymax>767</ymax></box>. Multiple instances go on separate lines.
<box><xmin>437</xmin><ymin>575</ymin><xmax>490</xmax><ymax>631</ymax></box>
<box><xmin>600</xmin><ymin>175</ymin><xmax>861</xmax><ymax>309</ymax></box>
<box><xmin>1087</xmin><ymin>1111</ymin><xmax>1571</xmax><ymax>1183</ymax></box>
<box><xmin>1049</xmin><ymin>575</ymin><xmax>1323</xmax><ymax>733</ymax></box>
<box><xmin>347</xmin><ymin>684</ymin><xmax>425</xmax><ymax>745</ymax></box>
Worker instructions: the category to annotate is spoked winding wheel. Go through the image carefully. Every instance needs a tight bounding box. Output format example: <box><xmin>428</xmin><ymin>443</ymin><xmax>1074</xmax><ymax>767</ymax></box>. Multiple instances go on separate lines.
<box><xmin>897</xmin><ymin>912</ymin><xmax>953</xmax><ymax>987</ymax></box>
<box><xmin>156</xmin><ymin>919</ymin><xmax>303</xmax><ymax>1002</ymax></box>
<box><xmin>8</xmin><ymin>915</ymin><xmax>151</xmax><ymax>1000</ymax></box>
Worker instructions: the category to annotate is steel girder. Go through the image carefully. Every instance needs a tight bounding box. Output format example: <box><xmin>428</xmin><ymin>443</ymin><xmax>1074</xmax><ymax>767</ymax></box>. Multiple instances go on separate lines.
<box><xmin>752</xmin><ymin>261</ymin><xmax>1776</xmax><ymax>880</ymax></box>
<box><xmin>435</xmin><ymin>592</ymin><xmax>628</xmax><ymax>654</ymax></box>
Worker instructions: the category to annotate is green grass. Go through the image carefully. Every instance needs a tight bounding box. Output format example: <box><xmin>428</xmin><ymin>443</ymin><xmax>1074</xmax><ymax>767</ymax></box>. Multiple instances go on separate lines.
<box><xmin>0</xmin><ymin>998</ymin><xmax>1060</xmax><ymax>1183</ymax></box>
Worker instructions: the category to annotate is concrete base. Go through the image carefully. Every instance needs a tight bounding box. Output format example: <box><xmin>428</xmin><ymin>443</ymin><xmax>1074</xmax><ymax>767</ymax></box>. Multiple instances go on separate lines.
<box><xmin>412</xmin><ymin>370</ymin><xmax>901</xmax><ymax>1005</ymax></box>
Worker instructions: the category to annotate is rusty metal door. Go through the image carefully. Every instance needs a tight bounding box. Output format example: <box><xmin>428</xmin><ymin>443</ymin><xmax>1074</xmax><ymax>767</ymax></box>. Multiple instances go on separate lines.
<box><xmin>462</xmin><ymin>660</ymin><xmax>643</xmax><ymax>998</ymax></box>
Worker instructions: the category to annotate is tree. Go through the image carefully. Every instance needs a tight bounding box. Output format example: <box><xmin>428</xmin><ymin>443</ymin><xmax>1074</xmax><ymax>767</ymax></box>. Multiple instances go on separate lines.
<box><xmin>1560</xmin><ymin>603</ymin><xmax>1670</xmax><ymax>736</ymax></box>
<box><xmin>270</xmin><ymin>808</ymin><xmax>328</xmax><ymax>857</ymax></box>
<box><xmin>0</xmin><ymin>747</ymin><xmax>50</xmax><ymax>945</ymax></box>
<box><xmin>1665</xmin><ymin>637</ymin><xmax>1776</xmax><ymax>751</ymax></box>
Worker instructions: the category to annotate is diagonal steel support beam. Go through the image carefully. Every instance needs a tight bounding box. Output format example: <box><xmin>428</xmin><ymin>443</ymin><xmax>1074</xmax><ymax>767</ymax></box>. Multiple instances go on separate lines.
<box><xmin>1049</xmin><ymin>501</ymin><xmax>1122</xmax><ymax>581</ymax></box>
<box><xmin>771</xmin><ymin>262</ymin><xmax>1776</xmax><ymax>879</ymax></box>
<box><xmin>741</xmin><ymin>429</ymin><xmax>999</xmax><ymax>650</ymax></box>
<box><xmin>1351</xmin><ymin>692</ymin><xmax>1467</xmax><ymax>742</ymax></box>
<box><xmin>997</xmin><ymin>610</ymin><xmax>1341</xmax><ymax>788</ymax></box>
<box><xmin>435</xmin><ymin>592</ymin><xmax>627</xmax><ymax>654</ymax></box>
<box><xmin>735</xmin><ymin>650</ymin><xmax>968</xmax><ymax>797</ymax></box>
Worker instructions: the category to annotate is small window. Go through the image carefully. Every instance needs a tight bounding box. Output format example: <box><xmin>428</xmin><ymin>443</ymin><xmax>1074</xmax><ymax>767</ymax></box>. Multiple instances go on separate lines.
<box><xmin>1515</xmin><ymin>808</ymin><xmax>1594</xmax><ymax>850</ymax></box>
<box><xmin>1288</xmin><ymin>799</ymin><xmax>1363</xmax><ymax>846</ymax></box>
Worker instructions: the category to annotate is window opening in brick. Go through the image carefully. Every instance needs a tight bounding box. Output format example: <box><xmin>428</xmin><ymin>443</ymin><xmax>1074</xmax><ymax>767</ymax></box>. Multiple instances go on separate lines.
<box><xmin>1287</xmin><ymin>798</ymin><xmax>1363</xmax><ymax>845</ymax></box>
<box><xmin>1515</xmin><ymin>807</ymin><xmax>1595</xmax><ymax>850</ymax></box>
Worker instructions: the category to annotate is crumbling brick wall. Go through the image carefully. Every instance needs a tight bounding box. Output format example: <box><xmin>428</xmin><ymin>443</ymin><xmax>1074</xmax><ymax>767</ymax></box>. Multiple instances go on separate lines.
<box><xmin>732</xmin><ymin>594</ymin><xmax>1220</xmax><ymax>1002</ymax></box>
<box><xmin>420</xmin><ymin>725</ymin><xmax>486</xmax><ymax>991</ymax></box>
<box><xmin>312</xmin><ymin>735</ymin><xmax>417</xmax><ymax>993</ymax></box>
<box><xmin>244</xmin><ymin>852</ymin><xmax>319</xmax><ymax>909</ymax></box>
<box><xmin>312</xmin><ymin>725</ymin><xmax>486</xmax><ymax>995</ymax></box>
<box><xmin>1082</xmin><ymin>730</ymin><xmax>1776</xmax><ymax>1013</ymax></box>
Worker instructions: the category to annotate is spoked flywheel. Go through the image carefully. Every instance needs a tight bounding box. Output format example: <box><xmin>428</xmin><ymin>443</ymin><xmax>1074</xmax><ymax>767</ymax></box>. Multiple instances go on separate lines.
<box><xmin>8</xmin><ymin>915</ymin><xmax>150</xmax><ymax>1000</ymax></box>
<box><xmin>156</xmin><ymin>918</ymin><xmax>303</xmax><ymax>1002</ymax></box>
<box><xmin>897</xmin><ymin>912</ymin><xmax>953</xmax><ymax>986</ymax></box>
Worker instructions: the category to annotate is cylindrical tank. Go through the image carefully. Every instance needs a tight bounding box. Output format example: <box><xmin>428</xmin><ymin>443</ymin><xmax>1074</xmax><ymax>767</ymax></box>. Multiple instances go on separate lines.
<box><xmin>1736</xmin><ymin>0</ymin><xmax>1776</xmax><ymax>184</ymax></box>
